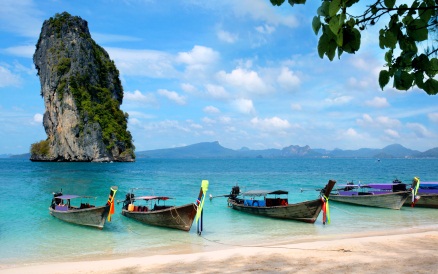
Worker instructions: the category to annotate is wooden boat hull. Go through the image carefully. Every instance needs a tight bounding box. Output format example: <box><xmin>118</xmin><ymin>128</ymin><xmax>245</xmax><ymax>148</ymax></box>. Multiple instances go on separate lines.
<box><xmin>330</xmin><ymin>191</ymin><xmax>410</xmax><ymax>210</ymax></box>
<box><xmin>121</xmin><ymin>203</ymin><xmax>197</xmax><ymax>231</ymax></box>
<box><xmin>404</xmin><ymin>193</ymin><xmax>438</xmax><ymax>208</ymax></box>
<box><xmin>228</xmin><ymin>198</ymin><xmax>325</xmax><ymax>223</ymax></box>
<box><xmin>49</xmin><ymin>205</ymin><xmax>109</xmax><ymax>229</ymax></box>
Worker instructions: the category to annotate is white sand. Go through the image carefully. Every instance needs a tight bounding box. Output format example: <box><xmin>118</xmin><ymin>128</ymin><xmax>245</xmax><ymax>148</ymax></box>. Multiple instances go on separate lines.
<box><xmin>2</xmin><ymin>229</ymin><xmax>437</xmax><ymax>274</ymax></box>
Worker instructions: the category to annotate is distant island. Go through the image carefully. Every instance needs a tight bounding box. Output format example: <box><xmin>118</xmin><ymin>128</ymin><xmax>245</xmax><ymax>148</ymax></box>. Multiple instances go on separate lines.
<box><xmin>4</xmin><ymin>142</ymin><xmax>438</xmax><ymax>159</ymax></box>
<box><xmin>133</xmin><ymin>141</ymin><xmax>438</xmax><ymax>159</ymax></box>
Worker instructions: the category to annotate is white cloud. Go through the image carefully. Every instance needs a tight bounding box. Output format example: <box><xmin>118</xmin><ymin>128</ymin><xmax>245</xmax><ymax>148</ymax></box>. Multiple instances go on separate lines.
<box><xmin>129</xmin><ymin>118</ymin><xmax>141</xmax><ymax>126</ymax></box>
<box><xmin>176</xmin><ymin>45</ymin><xmax>219</xmax><ymax>70</ymax></box>
<box><xmin>202</xmin><ymin>117</ymin><xmax>216</xmax><ymax>124</ymax></box>
<box><xmin>365</xmin><ymin>97</ymin><xmax>389</xmax><ymax>108</ymax></box>
<box><xmin>375</xmin><ymin>116</ymin><xmax>401</xmax><ymax>128</ymax></box>
<box><xmin>226</xmin><ymin>0</ymin><xmax>299</xmax><ymax>28</ymax></box>
<box><xmin>181</xmin><ymin>83</ymin><xmax>197</xmax><ymax>93</ymax></box>
<box><xmin>0</xmin><ymin>0</ymin><xmax>42</xmax><ymax>38</ymax></box>
<box><xmin>190</xmin><ymin>123</ymin><xmax>203</xmax><ymax>129</ymax></box>
<box><xmin>344</xmin><ymin>128</ymin><xmax>360</xmax><ymax>137</ymax></box>
<box><xmin>324</xmin><ymin>95</ymin><xmax>353</xmax><ymax>106</ymax></box>
<box><xmin>2</xmin><ymin>46</ymin><xmax>35</xmax><ymax>58</ymax></box>
<box><xmin>428</xmin><ymin>113</ymin><xmax>438</xmax><ymax>123</ymax></box>
<box><xmin>33</xmin><ymin>113</ymin><xmax>43</xmax><ymax>123</ymax></box>
<box><xmin>205</xmin><ymin>84</ymin><xmax>230</xmax><ymax>100</ymax></box>
<box><xmin>202</xmin><ymin>130</ymin><xmax>216</xmax><ymax>136</ymax></box>
<box><xmin>358</xmin><ymin>114</ymin><xmax>401</xmax><ymax>129</ymax></box>
<box><xmin>232</xmin><ymin>98</ymin><xmax>256</xmax><ymax>114</ymax></box>
<box><xmin>255</xmin><ymin>24</ymin><xmax>275</xmax><ymax>34</ymax></box>
<box><xmin>359</xmin><ymin>114</ymin><xmax>373</xmax><ymax>124</ymax></box>
<box><xmin>106</xmin><ymin>47</ymin><xmax>177</xmax><ymax>78</ymax></box>
<box><xmin>384</xmin><ymin>129</ymin><xmax>400</xmax><ymax>138</ymax></box>
<box><xmin>217</xmin><ymin>68</ymin><xmax>271</xmax><ymax>95</ymax></box>
<box><xmin>277</xmin><ymin>67</ymin><xmax>300</xmax><ymax>90</ymax></box>
<box><xmin>250</xmin><ymin>116</ymin><xmax>291</xmax><ymax>131</ymax></box>
<box><xmin>0</xmin><ymin>66</ymin><xmax>21</xmax><ymax>87</ymax></box>
<box><xmin>92</xmin><ymin>33</ymin><xmax>142</xmax><ymax>43</ymax></box>
<box><xmin>219</xmin><ymin>116</ymin><xmax>231</xmax><ymax>123</ymax></box>
<box><xmin>217</xmin><ymin>30</ymin><xmax>238</xmax><ymax>43</ymax></box>
<box><xmin>124</xmin><ymin>90</ymin><xmax>156</xmax><ymax>104</ymax></box>
<box><xmin>406</xmin><ymin>123</ymin><xmax>432</xmax><ymax>138</ymax></box>
<box><xmin>347</xmin><ymin>77</ymin><xmax>370</xmax><ymax>89</ymax></box>
<box><xmin>157</xmin><ymin>89</ymin><xmax>186</xmax><ymax>105</ymax></box>
<box><xmin>203</xmin><ymin>106</ymin><xmax>220</xmax><ymax>114</ymax></box>
<box><xmin>291</xmin><ymin>103</ymin><xmax>302</xmax><ymax>111</ymax></box>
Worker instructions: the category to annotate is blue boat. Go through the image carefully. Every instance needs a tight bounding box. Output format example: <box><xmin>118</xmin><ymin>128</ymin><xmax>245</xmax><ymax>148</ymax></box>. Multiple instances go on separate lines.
<box><xmin>330</xmin><ymin>181</ymin><xmax>410</xmax><ymax>210</ymax></box>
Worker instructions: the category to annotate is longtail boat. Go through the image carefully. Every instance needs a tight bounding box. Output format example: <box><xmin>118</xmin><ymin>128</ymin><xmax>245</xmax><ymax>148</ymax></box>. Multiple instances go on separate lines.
<box><xmin>329</xmin><ymin>181</ymin><xmax>409</xmax><ymax>210</ymax></box>
<box><xmin>226</xmin><ymin>180</ymin><xmax>336</xmax><ymax>224</ymax></box>
<box><xmin>405</xmin><ymin>177</ymin><xmax>438</xmax><ymax>208</ymax></box>
<box><xmin>49</xmin><ymin>186</ymin><xmax>118</xmax><ymax>229</ymax></box>
<box><xmin>120</xmin><ymin>180</ymin><xmax>209</xmax><ymax>232</ymax></box>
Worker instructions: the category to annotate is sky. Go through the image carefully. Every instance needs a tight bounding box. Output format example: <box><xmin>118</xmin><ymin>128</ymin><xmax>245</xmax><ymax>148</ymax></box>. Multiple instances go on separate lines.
<box><xmin>0</xmin><ymin>0</ymin><xmax>437</xmax><ymax>154</ymax></box>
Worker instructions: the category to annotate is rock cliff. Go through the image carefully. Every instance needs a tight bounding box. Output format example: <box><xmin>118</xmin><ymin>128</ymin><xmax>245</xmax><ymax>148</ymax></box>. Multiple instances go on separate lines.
<box><xmin>31</xmin><ymin>12</ymin><xmax>135</xmax><ymax>162</ymax></box>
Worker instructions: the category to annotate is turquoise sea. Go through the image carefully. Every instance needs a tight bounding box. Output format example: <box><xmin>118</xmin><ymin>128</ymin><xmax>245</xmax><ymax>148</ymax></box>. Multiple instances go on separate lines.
<box><xmin>1</xmin><ymin>158</ymin><xmax>437</xmax><ymax>266</ymax></box>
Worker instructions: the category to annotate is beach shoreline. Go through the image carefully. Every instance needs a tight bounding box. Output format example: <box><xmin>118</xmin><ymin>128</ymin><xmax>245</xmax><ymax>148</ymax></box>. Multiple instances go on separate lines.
<box><xmin>2</xmin><ymin>227</ymin><xmax>437</xmax><ymax>274</ymax></box>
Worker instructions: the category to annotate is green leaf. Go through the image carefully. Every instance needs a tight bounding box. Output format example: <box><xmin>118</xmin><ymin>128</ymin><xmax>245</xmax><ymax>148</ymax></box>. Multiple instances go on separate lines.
<box><xmin>329</xmin><ymin>0</ymin><xmax>341</xmax><ymax>17</ymax></box>
<box><xmin>384</xmin><ymin>49</ymin><xmax>393</xmax><ymax>63</ymax></box>
<box><xmin>336</xmin><ymin>28</ymin><xmax>344</xmax><ymax>47</ymax></box>
<box><xmin>329</xmin><ymin>15</ymin><xmax>340</xmax><ymax>35</ymax></box>
<box><xmin>394</xmin><ymin>70</ymin><xmax>414</xmax><ymax>90</ymax></box>
<box><xmin>288</xmin><ymin>0</ymin><xmax>306</xmax><ymax>5</ymax></box>
<box><xmin>318</xmin><ymin>33</ymin><xmax>329</xmax><ymax>58</ymax></box>
<box><xmin>379</xmin><ymin>70</ymin><xmax>390</xmax><ymax>90</ymax></box>
<box><xmin>384</xmin><ymin>0</ymin><xmax>395</xmax><ymax>9</ymax></box>
<box><xmin>402</xmin><ymin>14</ymin><xmax>413</xmax><ymax>26</ymax></box>
<box><xmin>270</xmin><ymin>0</ymin><xmax>285</xmax><ymax>6</ymax></box>
<box><xmin>379</xmin><ymin>29</ymin><xmax>385</xmax><ymax>49</ymax></box>
<box><xmin>326</xmin><ymin>39</ymin><xmax>337</xmax><ymax>61</ymax></box>
<box><xmin>350</xmin><ymin>28</ymin><xmax>361</xmax><ymax>51</ymax></box>
<box><xmin>412</xmin><ymin>54</ymin><xmax>429</xmax><ymax>71</ymax></box>
<box><xmin>398</xmin><ymin>4</ymin><xmax>408</xmax><ymax>16</ymax></box>
<box><xmin>345</xmin><ymin>0</ymin><xmax>359</xmax><ymax>7</ymax></box>
<box><xmin>317</xmin><ymin>1</ymin><xmax>330</xmax><ymax>17</ymax></box>
<box><xmin>337</xmin><ymin>46</ymin><xmax>343</xmax><ymax>59</ymax></box>
<box><xmin>414</xmin><ymin>71</ymin><xmax>425</xmax><ymax>89</ymax></box>
<box><xmin>343</xmin><ymin>27</ymin><xmax>360</xmax><ymax>53</ymax></box>
<box><xmin>429</xmin><ymin>58</ymin><xmax>438</xmax><ymax>77</ymax></box>
<box><xmin>346</xmin><ymin>18</ymin><xmax>355</xmax><ymax>28</ymax></box>
<box><xmin>423</xmin><ymin>78</ymin><xmax>438</xmax><ymax>95</ymax></box>
<box><xmin>408</xmin><ymin>20</ymin><xmax>428</xmax><ymax>42</ymax></box>
<box><xmin>383</xmin><ymin>30</ymin><xmax>397</xmax><ymax>48</ymax></box>
<box><xmin>312</xmin><ymin>16</ymin><xmax>321</xmax><ymax>35</ymax></box>
<box><xmin>339</xmin><ymin>12</ymin><xmax>346</xmax><ymax>25</ymax></box>
<box><xmin>419</xmin><ymin>5</ymin><xmax>433</xmax><ymax>23</ymax></box>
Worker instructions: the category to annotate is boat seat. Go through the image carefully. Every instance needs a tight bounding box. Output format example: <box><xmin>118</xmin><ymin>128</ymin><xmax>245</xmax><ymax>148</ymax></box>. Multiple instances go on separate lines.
<box><xmin>55</xmin><ymin>205</ymin><xmax>68</xmax><ymax>211</ymax></box>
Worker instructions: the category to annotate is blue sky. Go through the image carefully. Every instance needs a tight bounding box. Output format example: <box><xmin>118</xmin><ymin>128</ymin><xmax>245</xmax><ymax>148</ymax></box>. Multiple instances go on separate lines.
<box><xmin>1</xmin><ymin>0</ymin><xmax>437</xmax><ymax>154</ymax></box>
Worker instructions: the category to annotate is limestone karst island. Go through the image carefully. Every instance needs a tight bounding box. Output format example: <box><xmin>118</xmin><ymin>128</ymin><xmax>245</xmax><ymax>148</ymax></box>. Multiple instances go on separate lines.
<box><xmin>31</xmin><ymin>12</ymin><xmax>135</xmax><ymax>162</ymax></box>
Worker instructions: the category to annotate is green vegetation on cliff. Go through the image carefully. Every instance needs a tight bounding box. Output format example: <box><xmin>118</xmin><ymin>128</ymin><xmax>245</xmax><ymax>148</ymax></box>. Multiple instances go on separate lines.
<box><xmin>30</xmin><ymin>140</ymin><xmax>50</xmax><ymax>157</ymax></box>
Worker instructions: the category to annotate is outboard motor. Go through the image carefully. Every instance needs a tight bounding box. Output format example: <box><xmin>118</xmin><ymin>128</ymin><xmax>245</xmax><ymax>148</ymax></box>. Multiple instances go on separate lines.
<box><xmin>51</xmin><ymin>191</ymin><xmax>63</xmax><ymax>209</ymax></box>
<box><xmin>230</xmin><ymin>185</ymin><xmax>240</xmax><ymax>198</ymax></box>
<box><xmin>123</xmin><ymin>193</ymin><xmax>134</xmax><ymax>210</ymax></box>
<box><xmin>344</xmin><ymin>182</ymin><xmax>355</xmax><ymax>191</ymax></box>
<box><xmin>392</xmin><ymin>179</ymin><xmax>407</xmax><ymax>192</ymax></box>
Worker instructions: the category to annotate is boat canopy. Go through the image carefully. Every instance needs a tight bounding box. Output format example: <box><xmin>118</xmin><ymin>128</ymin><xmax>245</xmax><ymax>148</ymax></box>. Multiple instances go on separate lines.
<box><xmin>241</xmin><ymin>190</ymin><xmax>288</xmax><ymax>196</ymax></box>
<box><xmin>55</xmin><ymin>195</ymin><xmax>96</xmax><ymax>200</ymax></box>
<box><xmin>134</xmin><ymin>196</ymin><xmax>172</xmax><ymax>201</ymax></box>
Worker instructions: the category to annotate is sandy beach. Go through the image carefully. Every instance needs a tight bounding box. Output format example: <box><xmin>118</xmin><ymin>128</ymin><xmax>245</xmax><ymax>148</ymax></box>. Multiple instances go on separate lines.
<box><xmin>2</xmin><ymin>228</ymin><xmax>437</xmax><ymax>274</ymax></box>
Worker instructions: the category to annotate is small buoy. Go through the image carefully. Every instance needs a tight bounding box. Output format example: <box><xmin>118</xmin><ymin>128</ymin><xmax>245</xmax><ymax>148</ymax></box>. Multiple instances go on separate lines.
<box><xmin>209</xmin><ymin>194</ymin><xmax>213</xmax><ymax>201</ymax></box>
